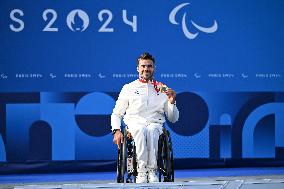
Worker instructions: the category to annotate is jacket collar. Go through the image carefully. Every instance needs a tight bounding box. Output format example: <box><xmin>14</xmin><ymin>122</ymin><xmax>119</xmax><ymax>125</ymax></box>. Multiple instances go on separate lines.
<box><xmin>138</xmin><ymin>78</ymin><xmax>160</xmax><ymax>93</ymax></box>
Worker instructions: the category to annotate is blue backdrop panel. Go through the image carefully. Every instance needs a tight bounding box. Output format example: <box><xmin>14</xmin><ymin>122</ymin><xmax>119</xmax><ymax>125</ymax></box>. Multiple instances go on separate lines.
<box><xmin>1</xmin><ymin>0</ymin><xmax>284</xmax><ymax>172</ymax></box>
<box><xmin>0</xmin><ymin>0</ymin><xmax>283</xmax><ymax>92</ymax></box>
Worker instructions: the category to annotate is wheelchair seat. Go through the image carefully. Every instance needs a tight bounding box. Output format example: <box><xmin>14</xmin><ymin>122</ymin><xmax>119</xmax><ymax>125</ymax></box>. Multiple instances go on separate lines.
<box><xmin>116</xmin><ymin>127</ymin><xmax>174</xmax><ymax>183</ymax></box>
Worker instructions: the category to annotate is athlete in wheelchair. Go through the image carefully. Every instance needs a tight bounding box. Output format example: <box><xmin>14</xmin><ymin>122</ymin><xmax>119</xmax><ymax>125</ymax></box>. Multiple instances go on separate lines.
<box><xmin>111</xmin><ymin>52</ymin><xmax>179</xmax><ymax>183</ymax></box>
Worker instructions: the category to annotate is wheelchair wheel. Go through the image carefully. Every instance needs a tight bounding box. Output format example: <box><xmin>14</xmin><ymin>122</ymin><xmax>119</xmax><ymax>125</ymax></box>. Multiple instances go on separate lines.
<box><xmin>117</xmin><ymin>129</ymin><xmax>137</xmax><ymax>183</ymax></box>
<box><xmin>116</xmin><ymin>130</ymin><xmax>127</xmax><ymax>183</ymax></box>
<box><xmin>168</xmin><ymin>130</ymin><xmax>174</xmax><ymax>182</ymax></box>
<box><xmin>158</xmin><ymin>129</ymin><xmax>174</xmax><ymax>182</ymax></box>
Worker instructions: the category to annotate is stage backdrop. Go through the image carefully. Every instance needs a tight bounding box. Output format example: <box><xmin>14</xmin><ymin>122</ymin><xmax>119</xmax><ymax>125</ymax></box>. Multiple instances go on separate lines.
<box><xmin>1</xmin><ymin>0</ymin><xmax>284</xmax><ymax>173</ymax></box>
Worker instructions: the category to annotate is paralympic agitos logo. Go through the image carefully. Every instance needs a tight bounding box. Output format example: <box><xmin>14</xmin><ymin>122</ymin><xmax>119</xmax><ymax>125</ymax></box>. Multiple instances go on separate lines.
<box><xmin>169</xmin><ymin>3</ymin><xmax>218</xmax><ymax>39</ymax></box>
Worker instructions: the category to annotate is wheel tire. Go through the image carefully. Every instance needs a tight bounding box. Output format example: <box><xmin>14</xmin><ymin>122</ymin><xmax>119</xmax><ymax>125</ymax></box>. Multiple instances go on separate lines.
<box><xmin>117</xmin><ymin>130</ymin><xmax>127</xmax><ymax>183</ymax></box>
<box><xmin>117</xmin><ymin>144</ymin><xmax>124</xmax><ymax>183</ymax></box>
<box><xmin>158</xmin><ymin>134</ymin><xmax>164</xmax><ymax>182</ymax></box>
<box><xmin>170</xmin><ymin>148</ymin><xmax>174</xmax><ymax>182</ymax></box>
<box><xmin>133</xmin><ymin>143</ymin><xmax>137</xmax><ymax>183</ymax></box>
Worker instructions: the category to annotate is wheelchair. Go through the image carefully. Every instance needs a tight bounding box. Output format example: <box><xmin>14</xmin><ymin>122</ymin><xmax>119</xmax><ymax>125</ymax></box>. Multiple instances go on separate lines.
<box><xmin>116</xmin><ymin>127</ymin><xmax>174</xmax><ymax>183</ymax></box>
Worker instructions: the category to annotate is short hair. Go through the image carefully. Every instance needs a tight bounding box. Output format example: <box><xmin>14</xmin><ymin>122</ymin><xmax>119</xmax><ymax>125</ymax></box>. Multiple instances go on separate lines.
<box><xmin>137</xmin><ymin>52</ymin><xmax>155</xmax><ymax>65</ymax></box>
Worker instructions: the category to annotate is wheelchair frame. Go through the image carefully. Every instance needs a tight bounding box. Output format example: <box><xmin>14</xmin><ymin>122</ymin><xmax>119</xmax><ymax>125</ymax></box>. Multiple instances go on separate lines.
<box><xmin>116</xmin><ymin>127</ymin><xmax>174</xmax><ymax>183</ymax></box>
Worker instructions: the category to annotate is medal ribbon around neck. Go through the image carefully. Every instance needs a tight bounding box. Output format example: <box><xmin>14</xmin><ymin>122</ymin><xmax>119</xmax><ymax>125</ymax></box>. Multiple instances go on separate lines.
<box><xmin>138</xmin><ymin>78</ymin><xmax>169</xmax><ymax>93</ymax></box>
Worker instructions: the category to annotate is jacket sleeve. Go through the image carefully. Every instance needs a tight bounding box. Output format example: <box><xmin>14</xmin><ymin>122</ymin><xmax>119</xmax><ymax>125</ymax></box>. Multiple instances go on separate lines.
<box><xmin>111</xmin><ymin>85</ymin><xmax>129</xmax><ymax>131</ymax></box>
<box><xmin>164</xmin><ymin>101</ymin><xmax>179</xmax><ymax>123</ymax></box>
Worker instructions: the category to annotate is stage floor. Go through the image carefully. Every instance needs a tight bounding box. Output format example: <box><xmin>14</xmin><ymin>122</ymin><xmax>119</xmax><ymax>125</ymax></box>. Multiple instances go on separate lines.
<box><xmin>1</xmin><ymin>167</ymin><xmax>284</xmax><ymax>189</ymax></box>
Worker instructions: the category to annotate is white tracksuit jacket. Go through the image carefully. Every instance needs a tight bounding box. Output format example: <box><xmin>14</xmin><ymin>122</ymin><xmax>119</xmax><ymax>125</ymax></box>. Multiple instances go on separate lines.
<box><xmin>111</xmin><ymin>79</ymin><xmax>179</xmax><ymax>172</ymax></box>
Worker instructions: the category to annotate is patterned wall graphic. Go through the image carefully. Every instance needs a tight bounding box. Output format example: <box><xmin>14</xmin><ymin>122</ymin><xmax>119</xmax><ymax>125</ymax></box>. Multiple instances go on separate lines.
<box><xmin>0</xmin><ymin>92</ymin><xmax>283</xmax><ymax>162</ymax></box>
